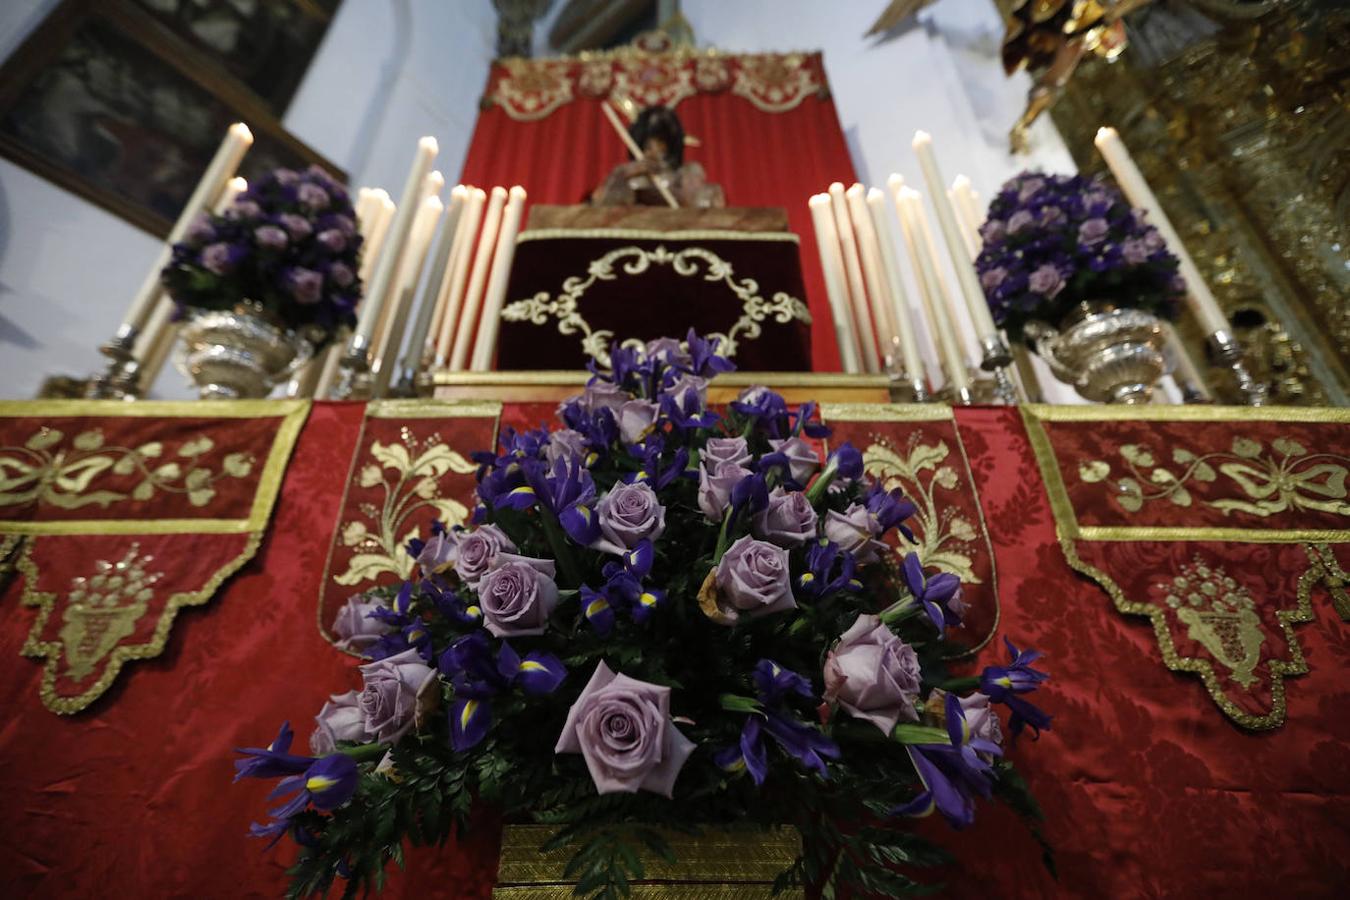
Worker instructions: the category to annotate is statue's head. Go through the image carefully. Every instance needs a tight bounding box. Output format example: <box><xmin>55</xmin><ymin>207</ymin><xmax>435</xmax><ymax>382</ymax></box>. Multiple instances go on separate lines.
<box><xmin>629</xmin><ymin>106</ymin><xmax>685</xmax><ymax>170</ymax></box>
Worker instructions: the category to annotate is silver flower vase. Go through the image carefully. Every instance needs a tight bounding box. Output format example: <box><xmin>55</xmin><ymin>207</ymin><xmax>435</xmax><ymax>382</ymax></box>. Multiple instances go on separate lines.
<box><xmin>176</xmin><ymin>305</ymin><xmax>314</xmax><ymax>400</ymax></box>
<box><xmin>1023</xmin><ymin>301</ymin><xmax>1170</xmax><ymax>404</ymax></box>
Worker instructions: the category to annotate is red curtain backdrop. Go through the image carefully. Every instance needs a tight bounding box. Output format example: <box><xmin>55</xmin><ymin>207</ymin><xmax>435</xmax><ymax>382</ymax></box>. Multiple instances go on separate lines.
<box><xmin>458</xmin><ymin>59</ymin><xmax>858</xmax><ymax>372</ymax></box>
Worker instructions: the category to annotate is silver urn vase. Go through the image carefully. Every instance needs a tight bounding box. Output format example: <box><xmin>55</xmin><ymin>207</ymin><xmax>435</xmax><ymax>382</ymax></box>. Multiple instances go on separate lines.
<box><xmin>177</xmin><ymin>305</ymin><xmax>314</xmax><ymax>400</ymax></box>
<box><xmin>1023</xmin><ymin>301</ymin><xmax>1171</xmax><ymax>404</ymax></box>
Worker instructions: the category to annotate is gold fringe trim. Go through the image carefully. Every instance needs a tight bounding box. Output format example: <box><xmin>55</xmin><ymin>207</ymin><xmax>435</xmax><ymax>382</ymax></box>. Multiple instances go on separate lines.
<box><xmin>1310</xmin><ymin>543</ymin><xmax>1350</xmax><ymax>620</ymax></box>
<box><xmin>18</xmin><ymin>531</ymin><xmax>265</xmax><ymax>714</ymax></box>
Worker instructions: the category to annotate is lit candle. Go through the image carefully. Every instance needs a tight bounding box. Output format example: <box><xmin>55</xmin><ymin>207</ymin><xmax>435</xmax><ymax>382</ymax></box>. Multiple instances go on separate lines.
<box><xmin>912</xmin><ymin>131</ymin><xmax>1000</xmax><ymax>345</ymax></box>
<box><xmin>1094</xmin><ymin>126</ymin><xmax>1230</xmax><ymax>336</ymax></box>
<box><xmin>121</xmin><ymin>122</ymin><xmax>252</xmax><ymax>338</ymax></box>
<box><xmin>828</xmin><ymin>182</ymin><xmax>880</xmax><ymax>373</ymax></box>
<box><xmin>807</xmin><ymin>193</ymin><xmax>863</xmax><ymax>373</ymax></box>
<box><xmin>845</xmin><ymin>183</ymin><xmax>899</xmax><ymax>358</ymax></box>
<box><xmin>359</xmin><ymin>192</ymin><xmax>395</xmax><ymax>282</ymax></box>
<box><xmin>896</xmin><ymin>187</ymin><xmax>970</xmax><ymax>396</ymax></box>
<box><xmin>349</xmin><ymin>136</ymin><xmax>438</xmax><ymax>353</ymax></box>
<box><xmin>399</xmin><ymin>185</ymin><xmax>467</xmax><ymax>386</ymax></box>
<box><xmin>371</xmin><ymin>195</ymin><xmax>443</xmax><ymax>395</ymax></box>
<box><xmin>450</xmin><ymin>186</ymin><xmax>508</xmax><ymax>370</ymax></box>
<box><xmin>214</xmin><ymin>176</ymin><xmax>247</xmax><ymax>214</ymax></box>
<box><xmin>434</xmin><ymin>187</ymin><xmax>486</xmax><ymax>368</ymax></box>
<box><xmin>867</xmin><ymin>187</ymin><xmax>926</xmax><ymax>388</ymax></box>
<box><xmin>471</xmin><ymin>186</ymin><xmax>528</xmax><ymax>371</ymax></box>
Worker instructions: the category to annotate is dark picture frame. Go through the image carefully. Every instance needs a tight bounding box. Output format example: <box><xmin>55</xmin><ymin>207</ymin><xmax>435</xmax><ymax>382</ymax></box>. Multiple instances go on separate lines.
<box><xmin>0</xmin><ymin>0</ymin><xmax>346</xmax><ymax>238</ymax></box>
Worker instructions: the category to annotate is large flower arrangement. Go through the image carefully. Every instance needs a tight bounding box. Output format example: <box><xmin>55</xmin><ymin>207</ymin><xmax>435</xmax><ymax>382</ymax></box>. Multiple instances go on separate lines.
<box><xmin>161</xmin><ymin>165</ymin><xmax>362</xmax><ymax>347</ymax></box>
<box><xmin>235</xmin><ymin>332</ymin><xmax>1053</xmax><ymax>898</ymax></box>
<box><xmin>975</xmin><ymin>170</ymin><xmax>1184</xmax><ymax>341</ymax></box>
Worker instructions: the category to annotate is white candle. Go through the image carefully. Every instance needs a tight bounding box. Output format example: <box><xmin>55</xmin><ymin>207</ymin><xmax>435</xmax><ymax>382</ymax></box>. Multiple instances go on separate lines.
<box><xmin>372</xmin><ymin>195</ymin><xmax>443</xmax><ymax>394</ymax></box>
<box><xmin>896</xmin><ymin>187</ymin><xmax>969</xmax><ymax>395</ymax></box>
<box><xmin>122</xmin><ymin>122</ymin><xmax>252</xmax><ymax>336</ymax></box>
<box><xmin>350</xmin><ymin>136</ymin><xmax>438</xmax><ymax>351</ymax></box>
<box><xmin>845</xmin><ymin>183</ymin><xmax>899</xmax><ymax>359</ymax></box>
<box><xmin>434</xmin><ymin>187</ymin><xmax>486</xmax><ymax>367</ymax></box>
<box><xmin>400</xmin><ymin>185</ymin><xmax>466</xmax><ymax>383</ymax></box>
<box><xmin>423</xmin><ymin>170</ymin><xmax>446</xmax><ymax>202</ymax></box>
<box><xmin>948</xmin><ymin>175</ymin><xmax>980</xmax><ymax>259</ymax></box>
<box><xmin>828</xmin><ymin>182</ymin><xmax>880</xmax><ymax>373</ymax></box>
<box><xmin>354</xmin><ymin>187</ymin><xmax>377</xmax><ymax>236</ymax></box>
<box><xmin>1094</xmin><ymin>126</ymin><xmax>1230</xmax><ymax>336</ymax></box>
<box><xmin>450</xmin><ymin>186</ymin><xmax>508</xmax><ymax>370</ymax></box>
<box><xmin>471</xmin><ymin>186</ymin><xmax>528</xmax><ymax>371</ymax></box>
<box><xmin>912</xmin><ymin>132</ymin><xmax>999</xmax><ymax>346</ymax></box>
<box><xmin>807</xmin><ymin>193</ymin><xmax>863</xmax><ymax>373</ymax></box>
<box><xmin>214</xmin><ymin>176</ymin><xmax>247</xmax><ymax>214</ymax></box>
<box><xmin>359</xmin><ymin>192</ymin><xmax>395</xmax><ymax>282</ymax></box>
<box><xmin>867</xmin><ymin>187</ymin><xmax>926</xmax><ymax>387</ymax></box>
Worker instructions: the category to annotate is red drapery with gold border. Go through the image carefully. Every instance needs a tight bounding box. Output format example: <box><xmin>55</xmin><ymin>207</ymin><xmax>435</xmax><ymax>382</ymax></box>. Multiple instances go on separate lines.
<box><xmin>458</xmin><ymin>51</ymin><xmax>858</xmax><ymax>372</ymax></box>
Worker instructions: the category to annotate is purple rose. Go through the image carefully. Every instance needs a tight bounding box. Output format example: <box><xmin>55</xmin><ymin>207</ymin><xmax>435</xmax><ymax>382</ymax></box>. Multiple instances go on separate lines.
<box><xmin>577</xmin><ymin>382</ymin><xmax>628</xmax><ymax>417</ymax></box>
<box><xmin>715</xmin><ymin>535</ymin><xmax>796</xmax><ymax>620</ymax></box>
<box><xmin>823</xmin><ymin>504</ymin><xmax>886</xmax><ymax>564</ymax></box>
<box><xmin>645</xmin><ymin>337</ymin><xmax>691</xmax><ymax>368</ymax></box>
<box><xmin>329</xmin><ymin>214</ymin><xmax>357</xmax><ymax>237</ymax></box>
<box><xmin>278</xmin><ymin>213</ymin><xmax>312</xmax><ymax>240</ymax></box>
<box><xmin>1143</xmin><ymin>229</ymin><xmax>1164</xmax><ymax>252</ymax></box>
<box><xmin>254</xmin><ymin>225</ymin><xmax>288</xmax><ymax>250</ymax></box>
<box><xmin>454</xmin><ymin>523</ymin><xmax>517</xmax><ymax>586</ymax></box>
<box><xmin>703</xmin><ymin>436</ymin><xmax>751</xmax><ymax>469</ymax></box>
<box><xmin>310</xmin><ymin>690</ymin><xmax>367</xmax><ymax>756</ymax></box>
<box><xmin>1121</xmin><ymin>238</ymin><xmax>1150</xmax><ymax>266</ymax></box>
<box><xmin>959</xmin><ymin>692</ymin><xmax>1003</xmax><ymax>752</ymax></box>
<box><xmin>595</xmin><ymin>481</ymin><xmax>665</xmax><ymax>552</ymax></box>
<box><xmin>980</xmin><ymin>266</ymin><xmax>1008</xmax><ymax>292</ymax></box>
<box><xmin>274</xmin><ymin>168</ymin><xmax>300</xmax><ymax>186</ymax></box>
<box><xmin>184</xmin><ymin>213</ymin><xmax>215</xmax><ymax>246</ymax></box>
<box><xmin>357</xmin><ymin>648</ymin><xmax>438</xmax><ymax>744</ymax></box>
<box><xmin>555</xmin><ymin>661</ymin><xmax>696</xmax><ymax>797</ymax></box>
<box><xmin>477</xmin><ymin>554</ymin><xmax>560</xmax><ymax>636</ymax></box>
<box><xmin>1017</xmin><ymin>177</ymin><xmax>1045</xmax><ymax>202</ymax></box>
<box><xmin>288</xmin><ymin>267</ymin><xmax>324</xmax><ymax>304</ymax></box>
<box><xmin>225</xmin><ymin>200</ymin><xmax>261</xmax><ymax>221</ymax></box>
<box><xmin>617</xmin><ymin>399</ymin><xmax>660</xmax><ymax>444</ymax></box>
<box><xmin>768</xmin><ymin>436</ymin><xmax>820</xmax><ymax>485</ymax></box>
<box><xmin>979</xmin><ymin>219</ymin><xmax>1006</xmax><ymax>244</ymax></box>
<box><xmin>201</xmin><ymin>242</ymin><xmax>239</xmax><ymax>275</ymax></box>
<box><xmin>698</xmin><ymin>460</ymin><xmax>750</xmax><ymax>521</ymax></box>
<box><xmin>667</xmin><ymin>373</ymin><xmax>708</xmax><ymax>409</ymax></box>
<box><xmin>316</xmin><ymin>229</ymin><xmax>347</xmax><ymax>253</ymax></box>
<box><xmin>298</xmin><ymin>182</ymin><xmax>331</xmax><ymax>211</ymax></box>
<box><xmin>329</xmin><ymin>262</ymin><xmax>355</xmax><ymax>288</ymax></box>
<box><xmin>1007</xmin><ymin>210</ymin><xmax>1035</xmax><ymax>234</ymax></box>
<box><xmin>416</xmin><ymin>530</ymin><xmax>458</xmax><ymax>574</ymax></box>
<box><xmin>1078</xmin><ymin>217</ymin><xmax>1109</xmax><ymax>247</ymax></box>
<box><xmin>752</xmin><ymin>487</ymin><xmax>818</xmax><ymax>547</ymax></box>
<box><xmin>1038</xmin><ymin>206</ymin><xmax>1066</xmax><ymax>228</ymax></box>
<box><xmin>331</xmin><ymin>593</ymin><xmax>394</xmax><ymax>653</ymax></box>
<box><xmin>545</xmin><ymin>428</ymin><xmax>588</xmax><ymax>467</ymax></box>
<box><xmin>1027</xmin><ymin>264</ymin><xmax>1064</xmax><ymax>298</ymax></box>
<box><xmin>823</xmin><ymin>614</ymin><xmax>921</xmax><ymax>735</ymax></box>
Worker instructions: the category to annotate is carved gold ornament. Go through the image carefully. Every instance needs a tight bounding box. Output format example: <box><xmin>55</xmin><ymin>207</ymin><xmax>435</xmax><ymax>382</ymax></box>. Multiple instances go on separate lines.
<box><xmin>501</xmin><ymin>244</ymin><xmax>811</xmax><ymax>367</ymax></box>
<box><xmin>731</xmin><ymin>53</ymin><xmax>819</xmax><ymax>113</ymax></box>
<box><xmin>0</xmin><ymin>427</ymin><xmax>254</xmax><ymax>512</ymax></box>
<box><xmin>494</xmin><ymin>58</ymin><xmax>575</xmax><ymax>121</ymax></box>
<box><xmin>333</xmin><ymin>427</ymin><xmax>477</xmax><ymax>588</ymax></box>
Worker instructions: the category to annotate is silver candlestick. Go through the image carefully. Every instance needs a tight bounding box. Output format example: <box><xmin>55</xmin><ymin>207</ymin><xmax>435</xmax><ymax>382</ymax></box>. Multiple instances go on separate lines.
<box><xmin>331</xmin><ymin>333</ymin><xmax>374</xmax><ymax>400</ymax></box>
<box><xmin>977</xmin><ymin>333</ymin><xmax>1020</xmax><ymax>405</ymax></box>
<box><xmin>1208</xmin><ymin>329</ymin><xmax>1267</xmax><ymax>406</ymax></box>
<box><xmin>85</xmin><ymin>324</ymin><xmax>143</xmax><ymax>399</ymax></box>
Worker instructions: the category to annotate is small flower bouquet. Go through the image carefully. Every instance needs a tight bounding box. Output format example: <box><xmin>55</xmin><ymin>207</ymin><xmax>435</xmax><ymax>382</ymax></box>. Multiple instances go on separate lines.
<box><xmin>161</xmin><ymin>165</ymin><xmax>362</xmax><ymax>348</ymax></box>
<box><xmin>975</xmin><ymin>171</ymin><xmax>1184</xmax><ymax>341</ymax></box>
<box><xmin>236</xmin><ymin>332</ymin><xmax>1053</xmax><ymax>898</ymax></box>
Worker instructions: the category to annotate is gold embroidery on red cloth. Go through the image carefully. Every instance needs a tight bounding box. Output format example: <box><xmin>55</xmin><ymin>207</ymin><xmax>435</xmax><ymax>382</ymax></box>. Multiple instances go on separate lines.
<box><xmin>731</xmin><ymin>53</ymin><xmax>820</xmax><ymax>113</ymax></box>
<box><xmin>1311</xmin><ymin>543</ymin><xmax>1350</xmax><ymax>620</ymax></box>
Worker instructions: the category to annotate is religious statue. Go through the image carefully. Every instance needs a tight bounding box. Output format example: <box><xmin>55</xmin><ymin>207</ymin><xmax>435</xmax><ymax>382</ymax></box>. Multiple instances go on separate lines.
<box><xmin>591</xmin><ymin>106</ymin><xmax>725</xmax><ymax>208</ymax></box>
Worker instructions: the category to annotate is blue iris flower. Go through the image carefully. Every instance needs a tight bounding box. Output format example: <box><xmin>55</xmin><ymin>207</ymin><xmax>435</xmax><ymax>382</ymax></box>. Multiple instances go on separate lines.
<box><xmin>901</xmin><ymin>552</ymin><xmax>964</xmax><ymax>630</ymax></box>
<box><xmin>685</xmin><ymin>329</ymin><xmax>735</xmax><ymax>378</ymax></box>
<box><xmin>980</xmin><ymin>637</ymin><xmax>1052</xmax><ymax>739</ymax></box>
<box><xmin>439</xmin><ymin>632</ymin><xmax>566</xmax><ymax>751</ymax></box>
<box><xmin>891</xmin><ymin>694</ymin><xmax>1001</xmax><ymax>830</ymax></box>
<box><xmin>865</xmin><ymin>482</ymin><xmax>918</xmax><ymax>543</ymax></box>
<box><xmin>716</xmin><ymin>660</ymin><xmax>839</xmax><ymax>786</ymax></box>
<box><xmin>797</xmin><ymin>539</ymin><xmax>860</xmax><ymax>599</ymax></box>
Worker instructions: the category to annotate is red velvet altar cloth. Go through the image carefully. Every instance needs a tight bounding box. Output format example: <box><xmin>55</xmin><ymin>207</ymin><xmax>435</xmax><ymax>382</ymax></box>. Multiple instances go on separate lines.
<box><xmin>1</xmin><ymin>405</ymin><xmax>1347</xmax><ymax>898</ymax></box>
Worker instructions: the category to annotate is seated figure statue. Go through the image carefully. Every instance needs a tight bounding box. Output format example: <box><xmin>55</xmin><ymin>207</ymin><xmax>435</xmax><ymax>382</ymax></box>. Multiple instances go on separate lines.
<box><xmin>591</xmin><ymin>105</ymin><xmax>725</xmax><ymax>208</ymax></box>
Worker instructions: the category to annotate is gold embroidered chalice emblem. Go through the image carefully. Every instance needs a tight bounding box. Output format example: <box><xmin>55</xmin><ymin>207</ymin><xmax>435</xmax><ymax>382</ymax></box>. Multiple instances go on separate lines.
<box><xmin>58</xmin><ymin>545</ymin><xmax>163</xmax><ymax>681</ymax></box>
<box><xmin>1158</xmin><ymin>558</ymin><xmax>1264</xmax><ymax>689</ymax></box>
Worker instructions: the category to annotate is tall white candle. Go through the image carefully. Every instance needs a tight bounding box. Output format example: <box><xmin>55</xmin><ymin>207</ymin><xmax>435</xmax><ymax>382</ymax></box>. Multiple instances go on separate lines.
<box><xmin>867</xmin><ymin>187</ymin><xmax>926</xmax><ymax>387</ymax></box>
<box><xmin>1094</xmin><ymin>126</ymin><xmax>1230</xmax><ymax>336</ymax></box>
<box><xmin>423</xmin><ymin>170</ymin><xmax>445</xmax><ymax>202</ymax></box>
<box><xmin>354</xmin><ymin>187</ymin><xmax>377</xmax><ymax>237</ymax></box>
<box><xmin>948</xmin><ymin>175</ymin><xmax>981</xmax><ymax>259</ymax></box>
<box><xmin>912</xmin><ymin>132</ymin><xmax>1000</xmax><ymax>346</ymax></box>
<box><xmin>807</xmin><ymin>193</ymin><xmax>863</xmax><ymax>373</ymax></box>
<box><xmin>471</xmin><ymin>186</ymin><xmax>528</xmax><ymax>371</ymax></box>
<box><xmin>121</xmin><ymin>122</ymin><xmax>252</xmax><ymax>336</ymax></box>
<box><xmin>214</xmin><ymin>176</ymin><xmax>248</xmax><ymax>214</ymax></box>
<box><xmin>372</xmin><ymin>195</ymin><xmax>443</xmax><ymax>394</ymax></box>
<box><xmin>434</xmin><ymin>187</ymin><xmax>486</xmax><ymax>367</ymax></box>
<box><xmin>450</xmin><ymin>186</ymin><xmax>508</xmax><ymax>370</ymax></box>
<box><xmin>350</xmin><ymin>136</ymin><xmax>438</xmax><ymax>351</ymax></box>
<box><xmin>896</xmin><ymin>187</ymin><xmax>969</xmax><ymax>395</ymax></box>
<box><xmin>845</xmin><ymin>183</ymin><xmax>899</xmax><ymax>358</ymax></box>
<box><xmin>828</xmin><ymin>182</ymin><xmax>880</xmax><ymax>373</ymax></box>
<box><xmin>400</xmin><ymin>186</ymin><xmax>466</xmax><ymax>383</ymax></box>
<box><xmin>359</xmin><ymin>192</ymin><xmax>396</xmax><ymax>282</ymax></box>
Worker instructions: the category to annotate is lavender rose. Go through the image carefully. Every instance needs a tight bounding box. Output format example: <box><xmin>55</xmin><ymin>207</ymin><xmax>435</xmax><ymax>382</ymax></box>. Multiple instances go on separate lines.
<box><xmin>980</xmin><ymin>219</ymin><xmax>1006</xmax><ymax>244</ymax></box>
<box><xmin>645</xmin><ymin>337</ymin><xmax>691</xmax><ymax>368</ymax></box>
<box><xmin>752</xmin><ymin>487</ymin><xmax>818</xmax><ymax>547</ymax></box>
<box><xmin>310</xmin><ymin>690</ymin><xmax>367</xmax><ymax>755</ymax></box>
<box><xmin>185</xmin><ymin>213</ymin><xmax>215</xmax><ymax>246</ymax></box>
<box><xmin>715</xmin><ymin>535</ymin><xmax>796</xmax><ymax>620</ymax></box>
<box><xmin>329</xmin><ymin>262</ymin><xmax>355</xmax><ymax>288</ymax></box>
<box><xmin>298</xmin><ymin>182</ymin><xmax>330</xmax><ymax>211</ymax></box>
<box><xmin>254</xmin><ymin>225</ymin><xmax>288</xmax><ymax>250</ymax></box>
<box><xmin>278</xmin><ymin>213</ymin><xmax>312</xmax><ymax>240</ymax></box>
<box><xmin>959</xmin><ymin>692</ymin><xmax>1003</xmax><ymax>752</ymax></box>
<box><xmin>1121</xmin><ymin>238</ymin><xmax>1149</xmax><ymax>265</ymax></box>
<box><xmin>668</xmin><ymin>373</ymin><xmax>708</xmax><ymax>409</ymax></box>
<box><xmin>579</xmin><ymin>382</ymin><xmax>628</xmax><ymax>417</ymax></box>
<box><xmin>1007</xmin><ymin>209</ymin><xmax>1035</xmax><ymax>234</ymax></box>
<box><xmin>823</xmin><ymin>504</ymin><xmax>886</xmax><ymax>563</ymax></box>
<box><xmin>477</xmin><ymin>554</ymin><xmax>559</xmax><ymax>636</ymax></box>
<box><xmin>545</xmin><ymin>428</ymin><xmax>588</xmax><ymax>467</ymax></box>
<box><xmin>617</xmin><ymin>399</ymin><xmax>660</xmax><ymax>444</ymax></box>
<box><xmin>288</xmin><ymin>267</ymin><xmax>324</xmax><ymax>304</ymax></box>
<box><xmin>823</xmin><ymin>614</ymin><xmax>921</xmax><ymax>734</ymax></box>
<box><xmin>1027</xmin><ymin>264</ymin><xmax>1064</xmax><ymax>298</ymax></box>
<box><xmin>201</xmin><ymin>242</ymin><xmax>239</xmax><ymax>275</ymax></box>
<box><xmin>316</xmin><ymin>229</ymin><xmax>347</xmax><ymax>252</ymax></box>
<box><xmin>595</xmin><ymin>481</ymin><xmax>665</xmax><ymax>552</ymax></box>
<box><xmin>226</xmin><ymin>200</ymin><xmax>261</xmax><ymax>221</ymax></box>
<box><xmin>331</xmin><ymin>593</ymin><xmax>393</xmax><ymax>653</ymax></box>
<box><xmin>416</xmin><ymin>530</ymin><xmax>458</xmax><ymax>574</ymax></box>
<box><xmin>980</xmin><ymin>266</ymin><xmax>1008</xmax><ymax>292</ymax></box>
<box><xmin>453</xmin><ymin>524</ymin><xmax>516</xmax><ymax>586</ymax></box>
<box><xmin>555</xmin><ymin>661</ymin><xmax>696</xmax><ymax>797</ymax></box>
<box><xmin>768</xmin><ymin>436</ymin><xmax>820</xmax><ymax>484</ymax></box>
<box><xmin>703</xmin><ymin>436</ymin><xmax>751</xmax><ymax>469</ymax></box>
<box><xmin>1077</xmin><ymin>217</ymin><xmax>1109</xmax><ymax>247</ymax></box>
<box><xmin>357</xmin><ymin>648</ymin><xmax>438</xmax><ymax>744</ymax></box>
<box><xmin>274</xmin><ymin>168</ymin><xmax>300</xmax><ymax>186</ymax></box>
<box><xmin>698</xmin><ymin>460</ymin><xmax>750</xmax><ymax>521</ymax></box>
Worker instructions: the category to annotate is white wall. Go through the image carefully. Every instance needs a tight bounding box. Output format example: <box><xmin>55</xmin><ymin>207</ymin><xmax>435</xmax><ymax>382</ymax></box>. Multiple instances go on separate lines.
<box><xmin>0</xmin><ymin>0</ymin><xmax>496</xmax><ymax>399</ymax></box>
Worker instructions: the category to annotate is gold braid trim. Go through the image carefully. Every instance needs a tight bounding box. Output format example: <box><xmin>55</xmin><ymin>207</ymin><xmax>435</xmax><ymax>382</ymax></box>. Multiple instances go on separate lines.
<box><xmin>1059</xmin><ymin>538</ymin><xmax>1326</xmax><ymax>731</ymax></box>
<box><xmin>1310</xmin><ymin>543</ymin><xmax>1350</xmax><ymax>620</ymax></box>
<box><xmin>18</xmin><ymin>531</ymin><xmax>264</xmax><ymax>715</ymax></box>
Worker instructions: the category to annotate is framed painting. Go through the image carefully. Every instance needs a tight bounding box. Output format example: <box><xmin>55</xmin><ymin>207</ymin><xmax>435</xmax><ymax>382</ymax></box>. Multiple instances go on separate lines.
<box><xmin>0</xmin><ymin>0</ymin><xmax>346</xmax><ymax>238</ymax></box>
